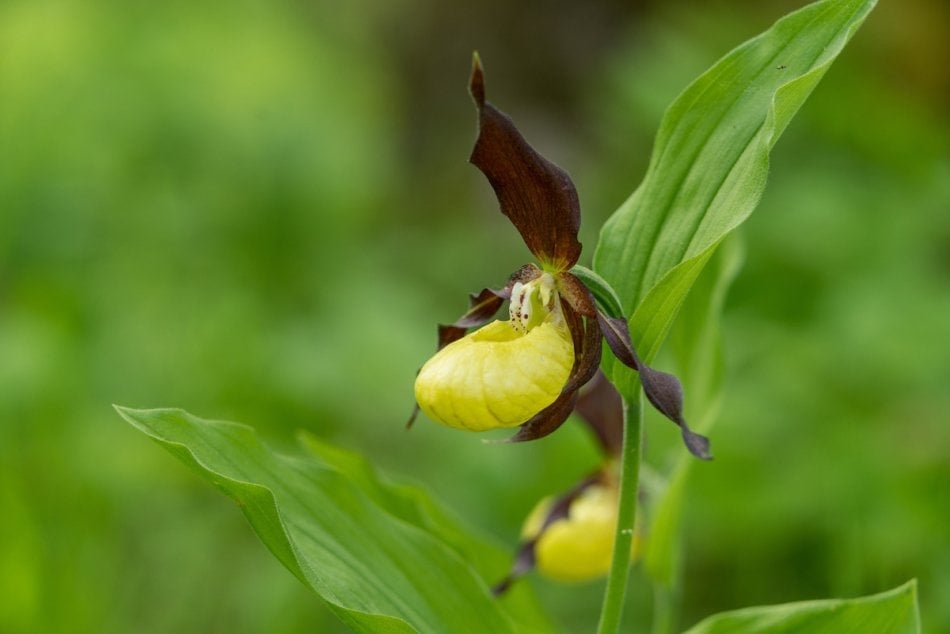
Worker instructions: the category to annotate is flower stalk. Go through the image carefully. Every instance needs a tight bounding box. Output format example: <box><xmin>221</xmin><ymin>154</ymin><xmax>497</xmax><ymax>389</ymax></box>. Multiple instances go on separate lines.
<box><xmin>409</xmin><ymin>54</ymin><xmax>714</xmax><ymax>620</ymax></box>
<box><xmin>597</xmin><ymin>394</ymin><xmax>643</xmax><ymax>634</ymax></box>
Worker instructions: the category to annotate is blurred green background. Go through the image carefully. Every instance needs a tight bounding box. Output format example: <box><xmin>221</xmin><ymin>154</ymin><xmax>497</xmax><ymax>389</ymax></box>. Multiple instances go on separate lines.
<box><xmin>1</xmin><ymin>0</ymin><xmax>947</xmax><ymax>631</ymax></box>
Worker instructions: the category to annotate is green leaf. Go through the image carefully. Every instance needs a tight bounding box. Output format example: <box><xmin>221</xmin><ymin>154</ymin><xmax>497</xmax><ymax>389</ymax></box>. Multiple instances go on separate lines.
<box><xmin>667</xmin><ymin>233</ymin><xmax>745</xmax><ymax>422</ymax></box>
<box><xmin>116</xmin><ymin>406</ymin><xmax>554</xmax><ymax>634</ymax></box>
<box><xmin>569</xmin><ymin>265</ymin><xmax>624</xmax><ymax>319</ymax></box>
<box><xmin>593</xmin><ymin>0</ymin><xmax>877</xmax><ymax>399</ymax></box>
<box><xmin>294</xmin><ymin>430</ymin><xmax>553</xmax><ymax>633</ymax></box>
<box><xmin>683</xmin><ymin>580</ymin><xmax>920</xmax><ymax>634</ymax></box>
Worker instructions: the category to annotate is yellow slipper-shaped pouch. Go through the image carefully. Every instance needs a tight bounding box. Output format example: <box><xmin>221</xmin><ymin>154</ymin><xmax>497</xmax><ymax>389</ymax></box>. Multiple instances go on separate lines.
<box><xmin>414</xmin><ymin>318</ymin><xmax>574</xmax><ymax>431</ymax></box>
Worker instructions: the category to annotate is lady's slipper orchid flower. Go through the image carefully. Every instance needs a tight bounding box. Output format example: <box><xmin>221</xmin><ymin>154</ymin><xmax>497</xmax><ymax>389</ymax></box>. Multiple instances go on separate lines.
<box><xmin>525</xmin><ymin>480</ymin><xmax>637</xmax><ymax>583</ymax></box>
<box><xmin>410</xmin><ymin>55</ymin><xmax>711</xmax><ymax>459</ymax></box>
<box><xmin>493</xmin><ymin>470</ymin><xmax>642</xmax><ymax>593</ymax></box>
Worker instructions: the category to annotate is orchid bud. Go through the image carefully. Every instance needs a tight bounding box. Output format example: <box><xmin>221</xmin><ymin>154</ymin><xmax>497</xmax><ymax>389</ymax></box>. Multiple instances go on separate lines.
<box><xmin>520</xmin><ymin>482</ymin><xmax>640</xmax><ymax>583</ymax></box>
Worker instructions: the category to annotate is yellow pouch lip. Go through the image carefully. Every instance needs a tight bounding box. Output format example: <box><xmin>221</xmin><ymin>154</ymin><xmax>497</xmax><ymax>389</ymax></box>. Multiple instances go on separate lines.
<box><xmin>414</xmin><ymin>318</ymin><xmax>573</xmax><ymax>431</ymax></box>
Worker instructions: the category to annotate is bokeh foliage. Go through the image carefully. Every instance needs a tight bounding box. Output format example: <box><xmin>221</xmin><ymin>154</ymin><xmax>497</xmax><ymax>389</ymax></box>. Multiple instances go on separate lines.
<box><xmin>1</xmin><ymin>0</ymin><xmax>947</xmax><ymax>632</ymax></box>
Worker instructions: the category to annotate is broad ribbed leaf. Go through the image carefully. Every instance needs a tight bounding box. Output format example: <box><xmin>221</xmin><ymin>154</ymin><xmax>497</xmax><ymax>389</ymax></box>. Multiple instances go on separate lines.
<box><xmin>683</xmin><ymin>581</ymin><xmax>920</xmax><ymax>634</ymax></box>
<box><xmin>116</xmin><ymin>407</ymin><xmax>554</xmax><ymax>634</ymax></box>
<box><xmin>295</xmin><ymin>431</ymin><xmax>553</xmax><ymax>633</ymax></box>
<box><xmin>593</xmin><ymin>0</ymin><xmax>877</xmax><ymax>398</ymax></box>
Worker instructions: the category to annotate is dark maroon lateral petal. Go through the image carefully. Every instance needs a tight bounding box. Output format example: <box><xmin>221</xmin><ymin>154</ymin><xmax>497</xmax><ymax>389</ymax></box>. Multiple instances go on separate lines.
<box><xmin>437</xmin><ymin>286</ymin><xmax>511</xmax><ymax>350</ymax></box>
<box><xmin>560</xmin><ymin>311</ymin><xmax>603</xmax><ymax>396</ymax></box>
<box><xmin>555</xmin><ymin>272</ymin><xmax>598</xmax><ymax>318</ymax></box>
<box><xmin>437</xmin><ymin>289</ymin><xmax>503</xmax><ymax>350</ymax></box>
<box><xmin>502</xmin><ymin>390</ymin><xmax>578</xmax><ymax>443</ymax></box>
<box><xmin>503</xmin><ymin>304</ymin><xmax>602</xmax><ymax>443</ymax></box>
<box><xmin>562</xmin><ymin>293</ymin><xmax>586</xmax><ymax>358</ymax></box>
<box><xmin>597</xmin><ymin>314</ymin><xmax>638</xmax><ymax>369</ymax></box>
<box><xmin>468</xmin><ymin>55</ymin><xmax>582</xmax><ymax>270</ymax></box>
<box><xmin>639</xmin><ymin>365</ymin><xmax>712</xmax><ymax>460</ymax></box>
<box><xmin>456</xmin><ymin>288</ymin><xmax>508</xmax><ymax>328</ymax></box>
<box><xmin>575</xmin><ymin>371</ymin><xmax>624</xmax><ymax>457</ymax></box>
<box><xmin>438</xmin><ymin>265</ymin><xmax>541</xmax><ymax>349</ymax></box>
<box><xmin>596</xmin><ymin>313</ymin><xmax>712</xmax><ymax>460</ymax></box>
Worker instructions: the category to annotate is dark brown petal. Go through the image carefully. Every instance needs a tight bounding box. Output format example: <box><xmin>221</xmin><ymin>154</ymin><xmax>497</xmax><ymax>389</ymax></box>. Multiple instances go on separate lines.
<box><xmin>560</xmin><ymin>309</ymin><xmax>603</xmax><ymax>396</ymax></box>
<box><xmin>501</xmin><ymin>390</ymin><xmax>578</xmax><ymax>444</ymax></box>
<box><xmin>568</xmin><ymin>264</ymin><xmax>624</xmax><ymax>320</ymax></box>
<box><xmin>596</xmin><ymin>314</ymin><xmax>638</xmax><ymax>369</ymax></box>
<box><xmin>561</xmin><ymin>296</ymin><xmax>585</xmax><ymax>363</ymax></box>
<box><xmin>596</xmin><ymin>313</ymin><xmax>712</xmax><ymax>460</ymax></box>
<box><xmin>555</xmin><ymin>271</ymin><xmax>598</xmax><ymax>318</ymax></box>
<box><xmin>437</xmin><ymin>265</ymin><xmax>541</xmax><ymax>348</ymax></box>
<box><xmin>468</xmin><ymin>55</ymin><xmax>582</xmax><ymax>270</ymax></box>
<box><xmin>575</xmin><ymin>370</ymin><xmax>624</xmax><ymax>457</ymax></box>
<box><xmin>640</xmin><ymin>365</ymin><xmax>712</xmax><ymax>460</ymax></box>
<box><xmin>448</xmin><ymin>288</ymin><xmax>505</xmax><ymax>329</ymax></box>
<box><xmin>438</xmin><ymin>286</ymin><xmax>511</xmax><ymax>349</ymax></box>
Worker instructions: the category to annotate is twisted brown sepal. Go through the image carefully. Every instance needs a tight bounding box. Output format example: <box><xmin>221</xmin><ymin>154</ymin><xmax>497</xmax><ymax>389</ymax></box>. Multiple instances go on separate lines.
<box><xmin>502</xmin><ymin>301</ymin><xmax>602</xmax><ymax>443</ymax></box>
<box><xmin>554</xmin><ymin>271</ymin><xmax>598</xmax><ymax>318</ymax></box>
<box><xmin>597</xmin><ymin>314</ymin><xmax>712</xmax><ymax>460</ymax></box>
<box><xmin>435</xmin><ymin>265</ymin><xmax>542</xmax><ymax>351</ymax></box>
<box><xmin>468</xmin><ymin>54</ymin><xmax>582</xmax><ymax>271</ymax></box>
<box><xmin>556</xmin><ymin>275</ymin><xmax>623</xmax><ymax>454</ymax></box>
<box><xmin>436</xmin><ymin>288</ymin><xmax>508</xmax><ymax>350</ymax></box>
<box><xmin>492</xmin><ymin>473</ymin><xmax>602</xmax><ymax>596</ymax></box>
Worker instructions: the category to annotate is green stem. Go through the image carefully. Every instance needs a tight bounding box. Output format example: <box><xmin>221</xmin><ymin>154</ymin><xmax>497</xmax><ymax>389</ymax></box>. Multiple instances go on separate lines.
<box><xmin>596</xmin><ymin>395</ymin><xmax>644</xmax><ymax>634</ymax></box>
